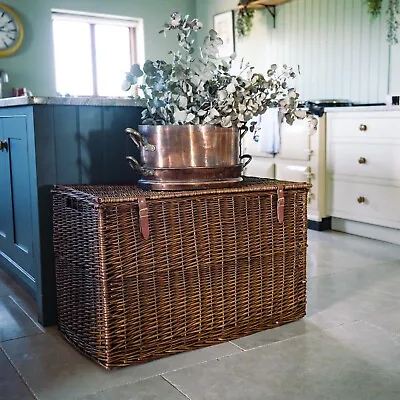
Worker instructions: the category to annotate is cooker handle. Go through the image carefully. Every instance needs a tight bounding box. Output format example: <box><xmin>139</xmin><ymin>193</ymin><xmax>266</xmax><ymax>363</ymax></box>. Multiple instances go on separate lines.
<box><xmin>125</xmin><ymin>128</ymin><xmax>144</xmax><ymax>147</ymax></box>
<box><xmin>240</xmin><ymin>154</ymin><xmax>252</xmax><ymax>169</ymax></box>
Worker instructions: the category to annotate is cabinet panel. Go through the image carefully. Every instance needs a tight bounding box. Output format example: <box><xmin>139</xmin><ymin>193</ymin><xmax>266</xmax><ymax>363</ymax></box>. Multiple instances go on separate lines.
<box><xmin>0</xmin><ymin>121</ymin><xmax>13</xmax><ymax>240</ymax></box>
<box><xmin>5</xmin><ymin>117</ymin><xmax>33</xmax><ymax>256</ymax></box>
<box><xmin>0</xmin><ymin>116</ymin><xmax>34</xmax><ymax>279</ymax></box>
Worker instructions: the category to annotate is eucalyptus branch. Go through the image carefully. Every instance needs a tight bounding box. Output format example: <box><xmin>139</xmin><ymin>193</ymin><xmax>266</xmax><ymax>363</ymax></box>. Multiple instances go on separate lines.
<box><xmin>122</xmin><ymin>12</ymin><xmax>300</xmax><ymax>128</ymax></box>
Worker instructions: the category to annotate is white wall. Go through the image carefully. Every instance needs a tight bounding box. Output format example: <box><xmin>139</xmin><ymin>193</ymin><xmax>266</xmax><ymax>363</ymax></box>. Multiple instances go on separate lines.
<box><xmin>196</xmin><ymin>0</ymin><xmax>397</xmax><ymax>103</ymax></box>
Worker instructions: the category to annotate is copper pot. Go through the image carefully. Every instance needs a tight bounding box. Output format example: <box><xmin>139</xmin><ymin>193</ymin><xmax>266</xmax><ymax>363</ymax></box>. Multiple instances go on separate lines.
<box><xmin>126</xmin><ymin>125</ymin><xmax>240</xmax><ymax>168</ymax></box>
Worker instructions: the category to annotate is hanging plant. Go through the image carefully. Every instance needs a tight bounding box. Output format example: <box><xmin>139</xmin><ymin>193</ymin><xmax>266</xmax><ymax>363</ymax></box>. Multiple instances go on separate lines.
<box><xmin>366</xmin><ymin>0</ymin><xmax>400</xmax><ymax>44</ymax></box>
<box><xmin>366</xmin><ymin>0</ymin><xmax>383</xmax><ymax>18</ymax></box>
<box><xmin>236</xmin><ymin>8</ymin><xmax>255</xmax><ymax>37</ymax></box>
<box><xmin>387</xmin><ymin>0</ymin><xmax>400</xmax><ymax>44</ymax></box>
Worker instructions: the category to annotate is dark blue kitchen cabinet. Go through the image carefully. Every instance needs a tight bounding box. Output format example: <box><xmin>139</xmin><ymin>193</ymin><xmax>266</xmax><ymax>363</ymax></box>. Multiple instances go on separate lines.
<box><xmin>0</xmin><ymin>111</ymin><xmax>37</xmax><ymax>291</ymax></box>
<box><xmin>0</xmin><ymin>102</ymin><xmax>142</xmax><ymax>326</ymax></box>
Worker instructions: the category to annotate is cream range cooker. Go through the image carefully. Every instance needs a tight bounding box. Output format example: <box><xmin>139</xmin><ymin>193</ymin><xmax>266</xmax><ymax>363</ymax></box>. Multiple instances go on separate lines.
<box><xmin>243</xmin><ymin>107</ymin><xmax>328</xmax><ymax>230</ymax></box>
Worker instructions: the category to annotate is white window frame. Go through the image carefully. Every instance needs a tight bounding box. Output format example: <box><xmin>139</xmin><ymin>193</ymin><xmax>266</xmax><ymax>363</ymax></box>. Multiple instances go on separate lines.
<box><xmin>51</xmin><ymin>9</ymin><xmax>144</xmax><ymax>96</ymax></box>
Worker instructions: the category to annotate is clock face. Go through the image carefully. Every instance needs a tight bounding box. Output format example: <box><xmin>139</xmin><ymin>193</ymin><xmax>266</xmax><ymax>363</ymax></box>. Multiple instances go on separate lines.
<box><xmin>0</xmin><ymin>4</ymin><xmax>23</xmax><ymax>56</ymax></box>
<box><xmin>0</xmin><ymin>9</ymin><xmax>19</xmax><ymax>50</ymax></box>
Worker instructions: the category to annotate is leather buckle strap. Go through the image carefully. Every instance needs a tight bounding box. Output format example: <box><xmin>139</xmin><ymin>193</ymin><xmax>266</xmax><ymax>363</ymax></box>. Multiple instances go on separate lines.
<box><xmin>277</xmin><ymin>186</ymin><xmax>285</xmax><ymax>224</ymax></box>
<box><xmin>137</xmin><ymin>196</ymin><xmax>149</xmax><ymax>239</ymax></box>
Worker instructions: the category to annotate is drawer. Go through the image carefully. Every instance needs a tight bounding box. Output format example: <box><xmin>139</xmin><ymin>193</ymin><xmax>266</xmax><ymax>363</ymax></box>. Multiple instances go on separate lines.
<box><xmin>330</xmin><ymin>143</ymin><xmax>400</xmax><ymax>182</ymax></box>
<box><xmin>330</xmin><ymin>180</ymin><xmax>400</xmax><ymax>228</ymax></box>
<box><xmin>329</xmin><ymin>114</ymin><xmax>400</xmax><ymax>141</ymax></box>
<box><xmin>243</xmin><ymin>157</ymin><xmax>275</xmax><ymax>178</ymax></box>
<box><xmin>277</xmin><ymin>119</ymin><xmax>311</xmax><ymax>161</ymax></box>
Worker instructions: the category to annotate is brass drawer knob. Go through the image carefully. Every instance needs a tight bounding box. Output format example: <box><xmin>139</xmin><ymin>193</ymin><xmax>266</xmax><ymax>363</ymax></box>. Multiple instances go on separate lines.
<box><xmin>357</xmin><ymin>196</ymin><xmax>366</xmax><ymax>204</ymax></box>
<box><xmin>358</xmin><ymin>157</ymin><xmax>366</xmax><ymax>164</ymax></box>
<box><xmin>359</xmin><ymin>124</ymin><xmax>367</xmax><ymax>131</ymax></box>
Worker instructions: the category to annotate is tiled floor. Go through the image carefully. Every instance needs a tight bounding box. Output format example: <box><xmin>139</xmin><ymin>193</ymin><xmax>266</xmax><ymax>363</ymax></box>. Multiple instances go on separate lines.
<box><xmin>1</xmin><ymin>230</ymin><xmax>400</xmax><ymax>400</ymax></box>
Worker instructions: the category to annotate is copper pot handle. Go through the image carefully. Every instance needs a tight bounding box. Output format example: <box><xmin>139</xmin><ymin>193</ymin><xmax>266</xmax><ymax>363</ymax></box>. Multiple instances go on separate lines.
<box><xmin>125</xmin><ymin>128</ymin><xmax>143</xmax><ymax>147</ymax></box>
<box><xmin>126</xmin><ymin>155</ymin><xmax>142</xmax><ymax>171</ymax></box>
<box><xmin>240</xmin><ymin>127</ymin><xmax>248</xmax><ymax>140</ymax></box>
<box><xmin>125</xmin><ymin>128</ymin><xmax>156</xmax><ymax>152</ymax></box>
<box><xmin>126</xmin><ymin>156</ymin><xmax>155</xmax><ymax>176</ymax></box>
<box><xmin>240</xmin><ymin>154</ymin><xmax>252</xmax><ymax>169</ymax></box>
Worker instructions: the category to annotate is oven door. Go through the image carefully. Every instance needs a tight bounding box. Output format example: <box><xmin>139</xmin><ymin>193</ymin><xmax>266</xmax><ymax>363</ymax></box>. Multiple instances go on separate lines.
<box><xmin>276</xmin><ymin>118</ymin><xmax>312</xmax><ymax>161</ymax></box>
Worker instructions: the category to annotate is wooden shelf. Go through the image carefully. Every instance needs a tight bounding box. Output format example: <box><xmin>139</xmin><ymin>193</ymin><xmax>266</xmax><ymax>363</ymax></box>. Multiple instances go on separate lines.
<box><xmin>238</xmin><ymin>0</ymin><xmax>292</xmax><ymax>9</ymax></box>
<box><xmin>237</xmin><ymin>0</ymin><xmax>292</xmax><ymax>28</ymax></box>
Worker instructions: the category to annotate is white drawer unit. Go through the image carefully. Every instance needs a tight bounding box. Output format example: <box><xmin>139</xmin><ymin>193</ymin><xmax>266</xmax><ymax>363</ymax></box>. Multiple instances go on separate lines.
<box><xmin>327</xmin><ymin>109</ymin><xmax>400</xmax><ymax>243</ymax></box>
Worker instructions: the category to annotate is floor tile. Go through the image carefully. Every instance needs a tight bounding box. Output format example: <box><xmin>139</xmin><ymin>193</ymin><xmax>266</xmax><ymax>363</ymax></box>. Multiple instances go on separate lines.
<box><xmin>0</xmin><ymin>296</ymin><xmax>43</xmax><ymax>342</ymax></box>
<box><xmin>308</xmin><ymin>230</ymin><xmax>400</xmax><ymax>264</ymax></box>
<box><xmin>306</xmin><ymin>245</ymin><xmax>382</xmax><ymax>278</ymax></box>
<box><xmin>78</xmin><ymin>376</ymin><xmax>187</xmax><ymax>400</ymax></box>
<box><xmin>164</xmin><ymin>321</ymin><xmax>400</xmax><ymax>400</ymax></box>
<box><xmin>365</xmin><ymin>310</ymin><xmax>400</xmax><ymax>336</ymax></box>
<box><xmin>0</xmin><ymin>270</ymin><xmax>14</xmax><ymax>297</ymax></box>
<box><xmin>0</xmin><ymin>269</ymin><xmax>38</xmax><ymax>320</ymax></box>
<box><xmin>2</xmin><ymin>328</ymin><xmax>241</xmax><ymax>400</ymax></box>
<box><xmin>232</xmin><ymin>319</ymin><xmax>319</xmax><ymax>350</ymax></box>
<box><xmin>306</xmin><ymin>264</ymin><xmax>400</xmax><ymax>323</ymax></box>
<box><xmin>0</xmin><ymin>349</ymin><xmax>34</xmax><ymax>400</ymax></box>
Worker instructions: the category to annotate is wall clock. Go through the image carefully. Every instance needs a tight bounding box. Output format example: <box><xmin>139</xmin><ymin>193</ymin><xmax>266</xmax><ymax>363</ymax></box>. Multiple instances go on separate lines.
<box><xmin>0</xmin><ymin>3</ymin><xmax>24</xmax><ymax>57</ymax></box>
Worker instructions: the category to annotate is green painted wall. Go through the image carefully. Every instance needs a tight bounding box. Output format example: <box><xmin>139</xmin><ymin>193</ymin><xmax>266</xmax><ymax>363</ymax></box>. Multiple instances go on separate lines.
<box><xmin>0</xmin><ymin>0</ymin><xmax>195</xmax><ymax>96</ymax></box>
<box><xmin>195</xmin><ymin>0</ymin><xmax>398</xmax><ymax>103</ymax></box>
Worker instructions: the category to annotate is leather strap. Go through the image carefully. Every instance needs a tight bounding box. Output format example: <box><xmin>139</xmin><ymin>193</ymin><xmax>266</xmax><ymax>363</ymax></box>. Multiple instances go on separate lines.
<box><xmin>277</xmin><ymin>186</ymin><xmax>285</xmax><ymax>224</ymax></box>
<box><xmin>137</xmin><ymin>196</ymin><xmax>150</xmax><ymax>239</ymax></box>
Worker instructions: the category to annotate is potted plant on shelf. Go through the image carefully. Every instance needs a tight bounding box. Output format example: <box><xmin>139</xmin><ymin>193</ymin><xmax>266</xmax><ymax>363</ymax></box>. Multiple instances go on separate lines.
<box><xmin>122</xmin><ymin>12</ymin><xmax>300</xmax><ymax>191</ymax></box>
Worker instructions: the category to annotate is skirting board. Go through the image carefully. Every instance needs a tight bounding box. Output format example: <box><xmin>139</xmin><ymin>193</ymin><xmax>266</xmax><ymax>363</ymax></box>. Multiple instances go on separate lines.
<box><xmin>332</xmin><ymin>217</ymin><xmax>400</xmax><ymax>246</ymax></box>
<box><xmin>308</xmin><ymin>217</ymin><xmax>331</xmax><ymax>231</ymax></box>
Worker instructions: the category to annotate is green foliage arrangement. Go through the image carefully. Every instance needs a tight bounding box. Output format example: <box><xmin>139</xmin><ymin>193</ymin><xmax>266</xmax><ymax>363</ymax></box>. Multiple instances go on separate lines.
<box><xmin>122</xmin><ymin>12</ymin><xmax>299</xmax><ymax>131</ymax></box>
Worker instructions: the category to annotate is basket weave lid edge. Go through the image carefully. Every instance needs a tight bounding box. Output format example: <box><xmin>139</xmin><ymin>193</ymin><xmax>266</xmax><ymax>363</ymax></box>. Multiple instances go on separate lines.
<box><xmin>52</xmin><ymin>179</ymin><xmax>310</xmax><ymax>203</ymax></box>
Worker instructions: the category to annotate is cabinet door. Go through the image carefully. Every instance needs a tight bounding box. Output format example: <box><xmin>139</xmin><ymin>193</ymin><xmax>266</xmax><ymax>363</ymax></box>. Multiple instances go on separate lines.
<box><xmin>0</xmin><ymin>116</ymin><xmax>34</xmax><ymax>281</ymax></box>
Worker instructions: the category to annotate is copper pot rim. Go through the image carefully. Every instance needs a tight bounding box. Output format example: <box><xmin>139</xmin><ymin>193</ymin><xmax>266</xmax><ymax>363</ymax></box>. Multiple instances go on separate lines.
<box><xmin>138</xmin><ymin>124</ymin><xmax>239</xmax><ymax>133</ymax></box>
<box><xmin>140</xmin><ymin>164</ymin><xmax>243</xmax><ymax>171</ymax></box>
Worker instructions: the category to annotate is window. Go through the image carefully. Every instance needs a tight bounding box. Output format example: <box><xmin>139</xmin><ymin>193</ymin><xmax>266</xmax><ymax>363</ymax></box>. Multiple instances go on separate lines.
<box><xmin>52</xmin><ymin>10</ymin><xmax>143</xmax><ymax>97</ymax></box>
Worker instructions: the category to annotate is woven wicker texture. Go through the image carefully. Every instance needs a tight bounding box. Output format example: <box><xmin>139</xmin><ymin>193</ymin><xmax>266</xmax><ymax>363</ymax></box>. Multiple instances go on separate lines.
<box><xmin>53</xmin><ymin>177</ymin><xmax>309</xmax><ymax>369</ymax></box>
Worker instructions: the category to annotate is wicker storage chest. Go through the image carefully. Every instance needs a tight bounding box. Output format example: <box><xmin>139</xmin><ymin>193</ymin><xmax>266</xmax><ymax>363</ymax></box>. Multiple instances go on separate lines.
<box><xmin>52</xmin><ymin>178</ymin><xmax>310</xmax><ymax>369</ymax></box>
